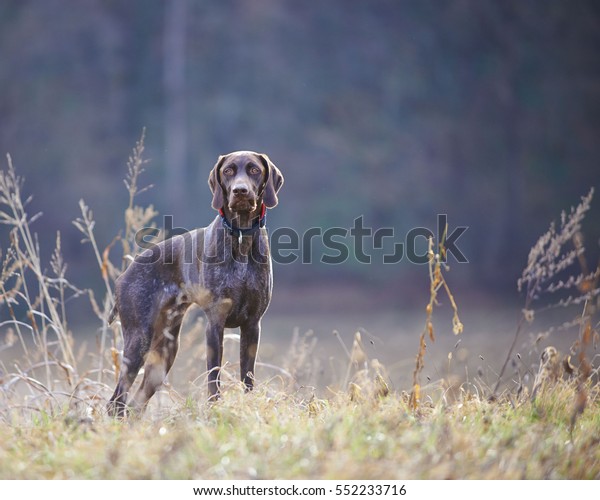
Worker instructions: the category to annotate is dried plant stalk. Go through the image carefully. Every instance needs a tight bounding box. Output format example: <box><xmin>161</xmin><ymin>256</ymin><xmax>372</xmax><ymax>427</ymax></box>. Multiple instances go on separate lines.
<box><xmin>410</xmin><ymin>233</ymin><xmax>463</xmax><ymax>410</ymax></box>
<box><xmin>493</xmin><ymin>188</ymin><xmax>597</xmax><ymax>398</ymax></box>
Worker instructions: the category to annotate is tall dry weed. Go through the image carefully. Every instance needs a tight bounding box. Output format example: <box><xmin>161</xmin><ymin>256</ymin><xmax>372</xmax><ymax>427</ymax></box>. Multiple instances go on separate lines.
<box><xmin>493</xmin><ymin>188</ymin><xmax>599</xmax><ymax>423</ymax></box>
<box><xmin>0</xmin><ymin>155</ymin><xmax>81</xmax><ymax>415</ymax></box>
<box><xmin>409</xmin><ymin>232</ymin><xmax>463</xmax><ymax>411</ymax></box>
<box><xmin>0</xmin><ymin>131</ymin><xmax>158</xmax><ymax>419</ymax></box>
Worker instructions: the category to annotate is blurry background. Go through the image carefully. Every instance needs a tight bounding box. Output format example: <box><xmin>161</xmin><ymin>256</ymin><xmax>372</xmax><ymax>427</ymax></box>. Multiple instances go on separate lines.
<box><xmin>1</xmin><ymin>0</ymin><xmax>599</xmax><ymax>388</ymax></box>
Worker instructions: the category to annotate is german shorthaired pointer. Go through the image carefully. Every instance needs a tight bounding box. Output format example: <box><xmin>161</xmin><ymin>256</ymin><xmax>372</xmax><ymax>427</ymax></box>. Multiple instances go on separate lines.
<box><xmin>107</xmin><ymin>151</ymin><xmax>284</xmax><ymax>416</ymax></box>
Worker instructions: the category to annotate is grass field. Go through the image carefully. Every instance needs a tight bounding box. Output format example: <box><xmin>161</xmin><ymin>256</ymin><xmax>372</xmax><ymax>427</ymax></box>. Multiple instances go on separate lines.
<box><xmin>0</xmin><ymin>378</ymin><xmax>598</xmax><ymax>480</ymax></box>
<box><xmin>1</xmin><ymin>141</ymin><xmax>599</xmax><ymax>480</ymax></box>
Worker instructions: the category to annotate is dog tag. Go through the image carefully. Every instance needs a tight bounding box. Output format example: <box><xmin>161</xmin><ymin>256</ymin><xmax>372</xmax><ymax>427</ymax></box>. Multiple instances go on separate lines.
<box><xmin>238</xmin><ymin>232</ymin><xmax>243</xmax><ymax>246</ymax></box>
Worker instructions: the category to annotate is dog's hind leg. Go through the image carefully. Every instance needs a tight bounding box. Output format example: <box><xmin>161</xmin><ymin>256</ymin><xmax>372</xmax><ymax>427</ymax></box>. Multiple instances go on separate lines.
<box><xmin>129</xmin><ymin>313</ymin><xmax>184</xmax><ymax>414</ymax></box>
<box><xmin>107</xmin><ymin>328</ymin><xmax>151</xmax><ymax>417</ymax></box>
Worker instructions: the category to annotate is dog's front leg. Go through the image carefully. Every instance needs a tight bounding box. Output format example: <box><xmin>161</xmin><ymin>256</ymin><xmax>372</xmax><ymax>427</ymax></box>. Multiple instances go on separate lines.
<box><xmin>240</xmin><ymin>321</ymin><xmax>260</xmax><ymax>391</ymax></box>
<box><xmin>206</xmin><ymin>319</ymin><xmax>225</xmax><ymax>400</ymax></box>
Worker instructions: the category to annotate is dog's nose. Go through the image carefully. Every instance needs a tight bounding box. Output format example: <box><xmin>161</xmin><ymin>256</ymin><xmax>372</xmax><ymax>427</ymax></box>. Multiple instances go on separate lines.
<box><xmin>232</xmin><ymin>185</ymin><xmax>249</xmax><ymax>196</ymax></box>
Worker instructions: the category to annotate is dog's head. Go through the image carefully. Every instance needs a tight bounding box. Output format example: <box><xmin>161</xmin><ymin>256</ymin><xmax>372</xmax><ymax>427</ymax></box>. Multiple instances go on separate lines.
<box><xmin>208</xmin><ymin>151</ymin><xmax>284</xmax><ymax>213</ymax></box>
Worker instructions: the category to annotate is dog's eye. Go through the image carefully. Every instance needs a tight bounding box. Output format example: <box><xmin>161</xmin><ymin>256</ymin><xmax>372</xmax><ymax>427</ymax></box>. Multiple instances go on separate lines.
<box><xmin>249</xmin><ymin>165</ymin><xmax>261</xmax><ymax>175</ymax></box>
<box><xmin>222</xmin><ymin>167</ymin><xmax>235</xmax><ymax>176</ymax></box>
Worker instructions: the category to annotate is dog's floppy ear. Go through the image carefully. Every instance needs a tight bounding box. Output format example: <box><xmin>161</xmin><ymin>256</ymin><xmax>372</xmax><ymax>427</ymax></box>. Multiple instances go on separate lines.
<box><xmin>259</xmin><ymin>154</ymin><xmax>284</xmax><ymax>208</ymax></box>
<box><xmin>208</xmin><ymin>155</ymin><xmax>226</xmax><ymax>210</ymax></box>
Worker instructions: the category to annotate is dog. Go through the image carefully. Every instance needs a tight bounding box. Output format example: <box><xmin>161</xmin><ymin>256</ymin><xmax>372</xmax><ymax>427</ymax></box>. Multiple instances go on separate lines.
<box><xmin>107</xmin><ymin>151</ymin><xmax>283</xmax><ymax>416</ymax></box>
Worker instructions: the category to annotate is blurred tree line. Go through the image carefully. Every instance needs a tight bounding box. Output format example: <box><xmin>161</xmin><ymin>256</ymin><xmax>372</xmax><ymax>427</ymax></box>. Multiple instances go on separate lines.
<box><xmin>0</xmin><ymin>0</ymin><xmax>599</xmax><ymax>309</ymax></box>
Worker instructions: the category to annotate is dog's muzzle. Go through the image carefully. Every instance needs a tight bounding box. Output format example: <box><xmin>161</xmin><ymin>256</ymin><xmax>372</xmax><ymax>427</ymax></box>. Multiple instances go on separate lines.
<box><xmin>228</xmin><ymin>183</ymin><xmax>257</xmax><ymax>211</ymax></box>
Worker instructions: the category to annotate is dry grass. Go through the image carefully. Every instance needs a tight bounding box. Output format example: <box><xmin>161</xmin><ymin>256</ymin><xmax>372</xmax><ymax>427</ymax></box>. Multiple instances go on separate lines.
<box><xmin>0</xmin><ymin>379</ymin><xmax>598</xmax><ymax>479</ymax></box>
<box><xmin>0</xmin><ymin>137</ymin><xmax>599</xmax><ymax>479</ymax></box>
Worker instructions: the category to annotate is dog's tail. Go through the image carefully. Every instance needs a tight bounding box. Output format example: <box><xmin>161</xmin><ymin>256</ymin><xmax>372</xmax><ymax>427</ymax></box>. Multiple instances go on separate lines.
<box><xmin>107</xmin><ymin>302</ymin><xmax>119</xmax><ymax>325</ymax></box>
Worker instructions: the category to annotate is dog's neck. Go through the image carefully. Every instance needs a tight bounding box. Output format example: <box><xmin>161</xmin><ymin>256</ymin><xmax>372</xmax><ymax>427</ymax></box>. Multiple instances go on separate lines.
<box><xmin>218</xmin><ymin>203</ymin><xmax>266</xmax><ymax>256</ymax></box>
<box><xmin>219</xmin><ymin>203</ymin><xmax>265</xmax><ymax>230</ymax></box>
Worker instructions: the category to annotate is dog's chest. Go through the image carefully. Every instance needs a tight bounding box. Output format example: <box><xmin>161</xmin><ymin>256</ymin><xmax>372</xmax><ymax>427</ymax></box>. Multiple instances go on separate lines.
<box><xmin>204</xmin><ymin>259</ymin><xmax>271</xmax><ymax>327</ymax></box>
<box><xmin>229</xmin><ymin>258</ymin><xmax>269</xmax><ymax>291</ymax></box>
<box><xmin>204</xmin><ymin>257</ymin><xmax>270</xmax><ymax>298</ymax></box>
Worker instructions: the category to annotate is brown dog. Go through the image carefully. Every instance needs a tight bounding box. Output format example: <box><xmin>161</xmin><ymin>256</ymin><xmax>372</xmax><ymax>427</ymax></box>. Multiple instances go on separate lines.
<box><xmin>107</xmin><ymin>151</ymin><xmax>283</xmax><ymax>416</ymax></box>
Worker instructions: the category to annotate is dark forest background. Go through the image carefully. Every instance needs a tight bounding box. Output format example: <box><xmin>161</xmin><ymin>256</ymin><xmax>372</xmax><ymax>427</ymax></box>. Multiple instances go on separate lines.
<box><xmin>1</xmin><ymin>0</ymin><xmax>599</xmax><ymax>317</ymax></box>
